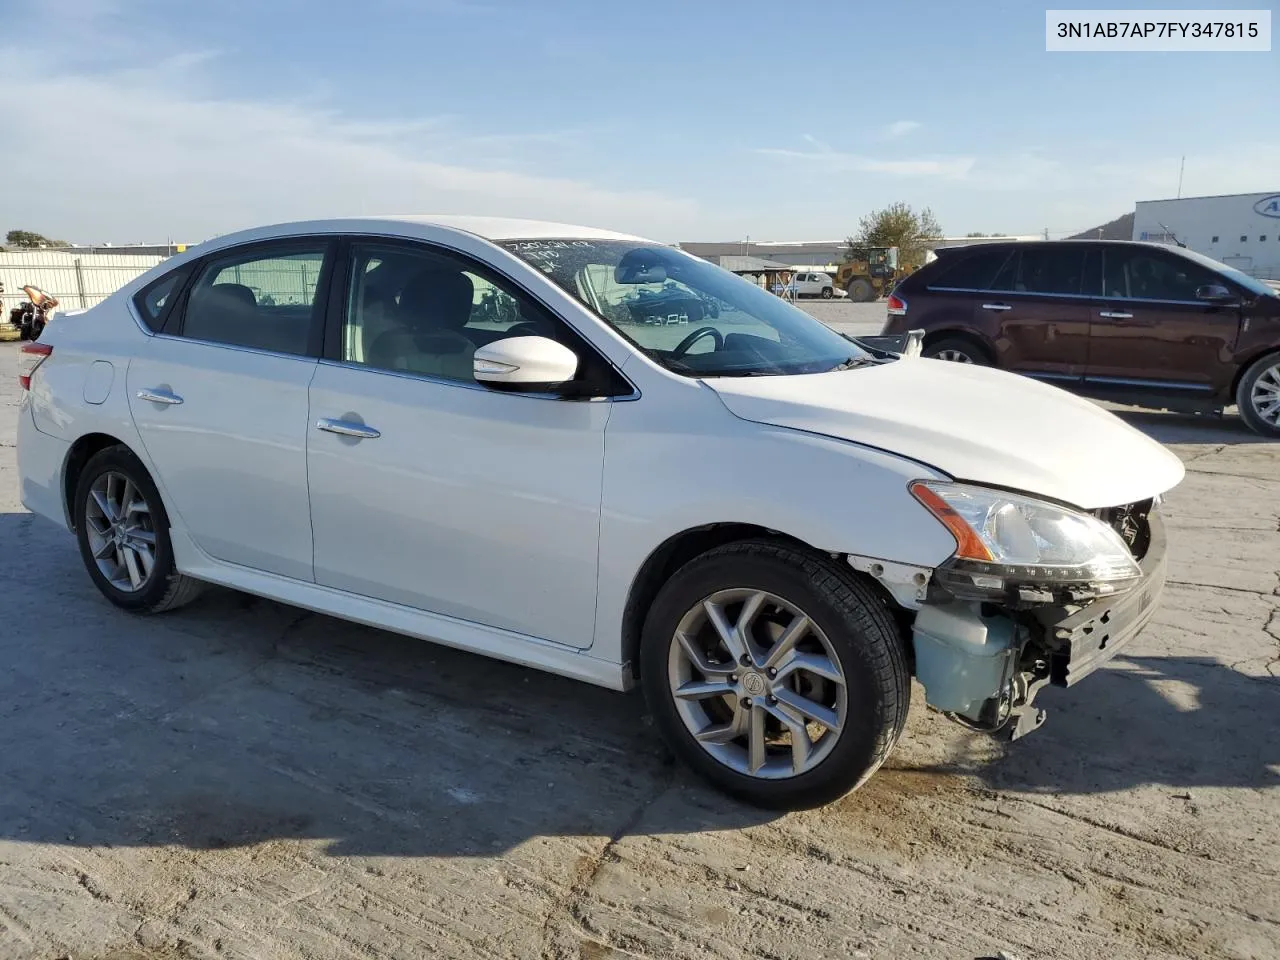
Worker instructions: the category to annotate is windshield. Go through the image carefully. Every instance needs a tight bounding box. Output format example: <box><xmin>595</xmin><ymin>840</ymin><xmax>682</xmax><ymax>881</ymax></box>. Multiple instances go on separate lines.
<box><xmin>1176</xmin><ymin>247</ymin><xmax>1279</xmax><ymax>299</ymax></box>
<box><xmin>499</xmin><ymin>239</ymin><xmax>871</xmax><ymax>377</ymax></box>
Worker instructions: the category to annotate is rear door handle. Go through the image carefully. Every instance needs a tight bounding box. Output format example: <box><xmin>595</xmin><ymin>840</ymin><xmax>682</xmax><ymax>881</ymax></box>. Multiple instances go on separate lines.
<box><xmin>981</xmin><ymin>303</ymin><xmax>1012</xmax><ymax>312</ymax></box>
<box><xmin>316</xmin><ymin>418</ymin><xmax>380</xmax><ymax>439</ymax></box>
<box><xmin>136</xmin><ymin>388</ymin><xmax>183</xmax><ymax>405</ymax></box>
<box><xmin>1098</xmin><ymin>311</ymin><xmax>1134</xmax><ymax>319</ymax></box>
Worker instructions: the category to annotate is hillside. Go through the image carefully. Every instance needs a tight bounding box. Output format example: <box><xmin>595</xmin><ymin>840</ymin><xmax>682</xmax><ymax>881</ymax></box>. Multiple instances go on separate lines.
<box><xmin>1068</xmin><ymin>212</ymin><xmax>1134</xmax><ymax>241</ymax></box>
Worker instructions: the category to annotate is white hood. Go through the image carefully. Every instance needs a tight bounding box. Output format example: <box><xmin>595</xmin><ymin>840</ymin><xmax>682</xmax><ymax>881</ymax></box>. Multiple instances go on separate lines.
<box><xmin>706</xmin><ymin>358</ymin><xmax>1185</xmax><ymax>510</ymax></box>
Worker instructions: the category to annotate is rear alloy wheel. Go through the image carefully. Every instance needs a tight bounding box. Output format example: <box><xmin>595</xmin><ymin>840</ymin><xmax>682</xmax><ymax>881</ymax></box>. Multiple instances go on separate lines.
<box><xmin>924</xmin><ymin>336</ymin><xmax>990</xmax><ymax>366</ymax></box>
<box><xmin>1237</xmin><ymin>352</ymin><xmax>1280</xmax><ymax>438</ymax></box>
<box><xmin>74</xmin><ymin>446</ymin><xmax>204</xmax><ymax>613</ymax></box>
<box><xmin>821</xmin><ymin>287</ymin><xmax>834</xmax><ymax>300</ymax></box>
<box><xmin>641</xmin><ymin>540</ymin><xmax>909</xmax><ymax>809</ymax></box>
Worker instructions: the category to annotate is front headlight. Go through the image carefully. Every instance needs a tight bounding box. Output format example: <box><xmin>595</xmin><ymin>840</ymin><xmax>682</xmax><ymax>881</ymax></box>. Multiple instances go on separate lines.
<box><xmin>910</xmin><ymin>481</ymin><xmax>1142</xmax><ymax>604</ymax></box>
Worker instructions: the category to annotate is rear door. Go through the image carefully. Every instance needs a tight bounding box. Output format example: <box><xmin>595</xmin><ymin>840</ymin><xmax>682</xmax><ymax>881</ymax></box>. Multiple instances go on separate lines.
<box><xmin>1086</xmin><ymin>245</ymin><xmax>1242</xmax><ymax>393</ymax></box>
<box><xmin>127</xmin><ymin>239</ymin><xmax>333</xmax><ymax>581</ymax></box>
<box><xmin>981</xmin><ymin>245</ymin><xmax>1093</xmax><ymax>381</ymax></box>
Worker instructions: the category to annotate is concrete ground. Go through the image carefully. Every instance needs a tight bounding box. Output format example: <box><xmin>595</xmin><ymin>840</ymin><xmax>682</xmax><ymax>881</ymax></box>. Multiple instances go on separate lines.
<box><xmin>1</xmin><ymin>318</ymin><xmax>1277</xmax><ymax>960</ymax></box>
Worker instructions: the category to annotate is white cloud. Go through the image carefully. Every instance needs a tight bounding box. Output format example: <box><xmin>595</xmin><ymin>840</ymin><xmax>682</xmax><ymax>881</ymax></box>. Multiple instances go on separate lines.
<box><xmin>882</xmin><ymin>120</ymin><xmax>921</xmax><ymax>139</ymax></box>
<box><xmin>0</xmin><ymin>53</ymin><xmax>697</xmax><ymax>244</ymax></box>
<box><xmin>754</xmin><ymin>145</ymin><xmax>975</xmax><ymax>180</ymax></box>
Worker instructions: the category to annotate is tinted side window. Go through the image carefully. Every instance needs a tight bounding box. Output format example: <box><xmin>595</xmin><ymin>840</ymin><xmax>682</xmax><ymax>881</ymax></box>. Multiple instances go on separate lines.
<box><xmin>180</xmin><ymin>245</ymin><xmax>328</xmax><ymax>355</ymax></box>
<box><xmin>926</xmin><ymin>248</ymin><xmax>1012</xmax><ymax>290</ymax></box>
<box><xmin>132</xmin><ymin>268</ymin><xmax>188</xmax><ymax>331</ymax></box>
<box><xmin>342</xmin><ymin>242</ymin><xmax>625</xmax><ymax>394</ymax></box>
<box><xmin>991</xmin><ymin>247</ymin><xmax>1087</xmax><ymax>295</ymax></box>
<box><xmin>1103</xmin><ymin>248</ymin><xmax>1221</xmax><ymax>301</ymax></box>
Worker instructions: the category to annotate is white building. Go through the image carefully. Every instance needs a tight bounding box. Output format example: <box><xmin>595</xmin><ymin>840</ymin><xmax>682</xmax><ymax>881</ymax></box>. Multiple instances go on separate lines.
<box><xmin>1132</xmin><ymin>191</ymin><xmax>1280</xmax><ymax>279</ymax></box>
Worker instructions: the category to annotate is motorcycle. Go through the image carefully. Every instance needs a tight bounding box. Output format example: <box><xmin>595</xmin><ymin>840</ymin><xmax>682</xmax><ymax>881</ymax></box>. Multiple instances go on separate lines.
<box><xmin>8</xmin><ymin>285</ymin><xmax>59</xmax><ymax>340</ymax></box>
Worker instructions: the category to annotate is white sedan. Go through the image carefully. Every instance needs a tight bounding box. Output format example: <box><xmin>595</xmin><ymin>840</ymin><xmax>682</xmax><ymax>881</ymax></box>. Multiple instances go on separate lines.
<box><xmin>17</xmin><ymin>216</ymin><xmax>1184</xmax><ymax>808</ymax></box>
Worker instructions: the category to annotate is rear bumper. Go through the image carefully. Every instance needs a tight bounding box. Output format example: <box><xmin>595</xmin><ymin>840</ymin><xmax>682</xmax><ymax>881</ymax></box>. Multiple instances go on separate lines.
<box><xmin>17</xmin><ymin>404</ymin><xmax>72</xmax><ymax>529</ymax></box>
<box><xmin>1045</xmin><ymin>509</ymin><xmax>1168</xmax><ymax>687</ymax></box>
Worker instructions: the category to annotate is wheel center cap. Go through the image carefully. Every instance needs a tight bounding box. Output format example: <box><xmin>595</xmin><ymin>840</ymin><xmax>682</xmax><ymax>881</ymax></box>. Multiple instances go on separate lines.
<box><xmin>741</xmin><ymin>672</ymin><xmax>767</xmax><ymax>697</ymax></box>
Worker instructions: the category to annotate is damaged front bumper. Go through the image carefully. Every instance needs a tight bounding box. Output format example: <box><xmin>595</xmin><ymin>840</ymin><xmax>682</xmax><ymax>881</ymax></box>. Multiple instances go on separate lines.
<box><xmin>906</xmin><ymin>506</ymin><xmax>1168</xmax><ymax>741</ymax></box>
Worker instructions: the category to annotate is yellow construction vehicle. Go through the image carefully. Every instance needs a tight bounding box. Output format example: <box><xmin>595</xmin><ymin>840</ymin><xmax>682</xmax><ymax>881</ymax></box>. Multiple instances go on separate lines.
<box><xmin>833</xmin><ymin>245</ymin><xmax>904</xmax><ymax>302</ymax></box>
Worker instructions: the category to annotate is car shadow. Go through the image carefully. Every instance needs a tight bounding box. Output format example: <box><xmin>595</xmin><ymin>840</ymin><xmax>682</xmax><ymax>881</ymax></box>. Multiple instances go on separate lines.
<box><xmin>3</xmin><ymin>508</ymin><xmax>1276</xmax><ymax>860</ymax></box>
<box><xmin>943</xmin><ymin>654</ymin><xmax>1279</xmax><ymax>797</ymax></box>
<box><xmin>1111</xmin><ymin>406</ymin><xmax>1262</xmax><ymax>446</ymax></box>
<box><xmin>0</xmin><ymin>511</ymin><xmax>777</xmax><ymax>860</ymax></box>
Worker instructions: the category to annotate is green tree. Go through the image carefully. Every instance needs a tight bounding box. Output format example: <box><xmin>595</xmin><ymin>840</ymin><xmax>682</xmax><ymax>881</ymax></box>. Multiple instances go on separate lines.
<box><xmin>847</xmin><ymin>203</ymin><xmax>942</xmax><ymax>270</ymax></box>
<box><xmin>5</xmin><ymin>230</ymin><xmax>62</xmax><ymax>248</ymax></box>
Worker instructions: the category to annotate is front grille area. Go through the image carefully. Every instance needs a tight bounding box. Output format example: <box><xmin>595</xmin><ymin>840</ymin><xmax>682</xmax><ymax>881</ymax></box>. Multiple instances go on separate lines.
<box><xmin>1093</xmin><ymin>498</ymin><xmax>1154</xmax><ymax>561</ymax></box>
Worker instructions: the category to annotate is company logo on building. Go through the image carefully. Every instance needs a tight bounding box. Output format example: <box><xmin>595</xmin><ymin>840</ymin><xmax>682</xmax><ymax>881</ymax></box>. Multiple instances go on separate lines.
<box><xmin>1255</xmin><ymin>195</ymin><xmax>1280</xmax><ymax>219</ymax></box>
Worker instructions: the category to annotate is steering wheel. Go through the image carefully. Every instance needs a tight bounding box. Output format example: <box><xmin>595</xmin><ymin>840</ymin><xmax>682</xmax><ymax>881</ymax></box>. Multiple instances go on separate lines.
<box><xmin>672</xmin><ymin>325</ymin><xmax>723</xmax><ymax>358</ymax></box>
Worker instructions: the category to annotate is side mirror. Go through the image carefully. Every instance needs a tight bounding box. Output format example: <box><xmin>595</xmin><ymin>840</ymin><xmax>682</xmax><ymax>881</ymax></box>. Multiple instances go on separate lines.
<box><xmin>1196</xmin><ymin>283</ymin><xmax>1235</xmax><ymax>303</ymax></box>
<box><xmin>473</xmin><ymin>336</ymin><xmax>578</xmax><ymax>389</ymax></box>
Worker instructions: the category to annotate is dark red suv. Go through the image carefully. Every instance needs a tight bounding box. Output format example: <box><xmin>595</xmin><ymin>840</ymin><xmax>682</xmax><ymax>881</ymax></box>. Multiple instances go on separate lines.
<box><xmin>881</xmin><ymin>240</ymin><xmax>1280</xmax><ymax>436</ymax></box>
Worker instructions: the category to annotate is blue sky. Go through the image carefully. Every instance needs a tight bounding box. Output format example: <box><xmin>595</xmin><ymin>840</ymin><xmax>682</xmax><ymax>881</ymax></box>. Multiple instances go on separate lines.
<box><xmin>2</xmin><ymin>0</ymin><xmax>1276</xmax><ymax>243</ymax></box>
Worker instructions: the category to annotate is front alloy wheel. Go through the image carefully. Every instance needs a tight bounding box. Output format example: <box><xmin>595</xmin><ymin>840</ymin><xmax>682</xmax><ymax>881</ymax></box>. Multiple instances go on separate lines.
<box><xmin>1237</xmin><ymin>353</ymin><xmax>1280</xmax><ymax>437</ymax></box>
<box><xmin>641</xmin><ymin>540</ymin><xmax>910</xmax><ymax>809</ymax></box>
<box><xmin>668</xmin><ymin>588</ymin><xmax>846</xmax><ymax>778</ymax></box>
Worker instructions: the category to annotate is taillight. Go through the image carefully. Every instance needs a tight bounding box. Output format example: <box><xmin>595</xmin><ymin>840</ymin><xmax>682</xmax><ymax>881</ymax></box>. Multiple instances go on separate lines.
<box><xmin>18</xmin><ymin>343</ymin><xmax>52</xmax><ymax>390</ymax></box>
<box><xmin>886</xmin><ymin>294</ymin><xmax>908</xmax><ymax>317</ymax></box>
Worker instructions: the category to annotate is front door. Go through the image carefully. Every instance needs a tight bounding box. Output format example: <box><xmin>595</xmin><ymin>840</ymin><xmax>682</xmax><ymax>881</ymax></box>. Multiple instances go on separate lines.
<box><xmin>1086</xmin><ymin>245</ymin><xmax>1242</xmax><ymax>392</ymax></box>
<box><xmin>306</xmin><ymin>239</ymin><xmax>615</xmax><ymax>649</ymax></box>
<box><xmin>126</xmin><ymin>240</ymin><xmax>332</xmax><ymax>581</ymax></box>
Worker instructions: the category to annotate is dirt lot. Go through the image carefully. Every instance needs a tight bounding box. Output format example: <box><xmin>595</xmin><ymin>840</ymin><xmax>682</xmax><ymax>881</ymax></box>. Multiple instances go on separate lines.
<box><xmin>1</xmin><ymin>326</ymin><xmax>1277</xmax><ymax>960</ymax></box>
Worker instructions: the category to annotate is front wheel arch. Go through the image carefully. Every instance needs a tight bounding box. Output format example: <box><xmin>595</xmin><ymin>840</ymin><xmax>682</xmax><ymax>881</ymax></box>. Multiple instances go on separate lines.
<box><xmin>623</xmin><ymin>524</ymin><xmax>823</xmax><ymax>683</ymax></box>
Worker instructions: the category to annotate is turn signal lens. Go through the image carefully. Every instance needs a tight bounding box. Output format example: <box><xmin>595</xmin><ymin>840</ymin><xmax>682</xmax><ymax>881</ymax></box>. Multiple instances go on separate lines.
<box><xmin>910</xmin><ymin>481</ymin><xmax>994</xmax><ymax>561</ymax></box>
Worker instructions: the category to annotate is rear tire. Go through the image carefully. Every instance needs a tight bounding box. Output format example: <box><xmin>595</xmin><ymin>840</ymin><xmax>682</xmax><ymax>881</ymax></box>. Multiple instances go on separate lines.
<box><xmin>1236</xmin><ymin>352</ymin><xmax>1280</xmax><ymax>438</ymax></box>
<box><xmin>847</xmin><ymin>279</ymin><xmax>875</xmax><ymax>302</ymax></box>
<box><xmin>923</xmin><ymin>336</ymin><xmax>992</xmax><ymax>366</ymax></box>
<box><xmin>821</xmin><ymin>287</ymin><xmax>834</xmax><ymax>300</ymax></box>
<box><xmin>74</xmin><ymin>445</ymin><xmax>204</xmax><ymax>613</ymax></box>
<box><xmin>640</xmin><ymin>539</ymin><xmax>910</xmax><ymax>810</ymax></box>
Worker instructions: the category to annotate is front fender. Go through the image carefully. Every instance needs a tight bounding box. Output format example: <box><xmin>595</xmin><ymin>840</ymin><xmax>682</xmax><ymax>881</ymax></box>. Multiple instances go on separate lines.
<box><xmin>593</xmin><ymin>387</ymin><xmax>957</xmax><ymax>665</ymax></box>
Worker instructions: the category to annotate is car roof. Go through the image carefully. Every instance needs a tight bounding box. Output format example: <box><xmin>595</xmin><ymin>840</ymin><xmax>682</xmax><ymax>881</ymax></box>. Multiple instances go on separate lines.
<box><xmin>192</xmin><ymin>216</ymin><xmax>650</xmax><ymax>253</ymax></box>
<box><xmin>934</xmin><ymin>238</ymin><xmax>1191</xmax><ymax>255</ymax></box>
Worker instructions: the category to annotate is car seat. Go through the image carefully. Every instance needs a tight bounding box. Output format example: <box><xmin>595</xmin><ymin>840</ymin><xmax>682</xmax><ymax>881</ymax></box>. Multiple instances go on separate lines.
<box><xmin>367</xmin><ymin>268</ymin><xmax>476</xmax><ymax>381</ymax></box>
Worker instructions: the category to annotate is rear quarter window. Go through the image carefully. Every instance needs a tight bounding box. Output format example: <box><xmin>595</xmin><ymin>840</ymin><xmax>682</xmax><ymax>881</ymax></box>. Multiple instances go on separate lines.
<box><xmin>132</xmin><ymin>268</ymin><xmax>189</xmax><ymax>331</ymax></box>
<box><xmin>925</xmin><ymin>248</ymin><xmax>1012</xmax><ymax>291</ymax></box>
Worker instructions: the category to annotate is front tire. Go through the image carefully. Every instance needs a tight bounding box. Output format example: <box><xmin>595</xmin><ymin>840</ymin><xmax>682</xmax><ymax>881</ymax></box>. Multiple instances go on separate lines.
<box><xmin>847</xmin><ymin>279</ymin><xmax>875</xmax><ymax>302</ymax></box>
<box><xmin>1236</xmin><ymin>352</ymin><xmax>1280</xmax><ymax>438</ymax></box>
<box><xmin>640</xmin><ymin>540</ymin><xmax>909</xmax><ymax>809</ymax></box>
<box><xmin>74</xmin><ymin>445</ymin><xmax>204</xmax><ymax>613</ymax></box>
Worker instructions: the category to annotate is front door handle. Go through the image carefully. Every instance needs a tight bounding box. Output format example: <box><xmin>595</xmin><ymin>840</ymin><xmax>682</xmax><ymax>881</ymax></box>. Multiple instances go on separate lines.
<box><xmin>1098</xmin><ymin>311</ymin><xmax>1134</xmax><ymax>319</ymax></box>
<box><xmin>316</xmin><ymin>418</ymin><xmax>381</xmax><ymax>439</ymax></box>
<box><xmin>136</xmin><ymin>388</ymin><xmax>183</xmax><ymax>405</ymax></box>
<box><xmin>981</xmin><ymin>303</ymin><xmax>1012</xmax><ymax>312</ymax></box>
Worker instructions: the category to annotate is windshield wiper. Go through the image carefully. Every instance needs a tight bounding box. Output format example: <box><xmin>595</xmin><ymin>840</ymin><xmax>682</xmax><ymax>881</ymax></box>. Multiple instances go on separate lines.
<box><xmin>825</xmin><ymin>356</ymin><xmax>877</xmax><ymax>372</ymax></box>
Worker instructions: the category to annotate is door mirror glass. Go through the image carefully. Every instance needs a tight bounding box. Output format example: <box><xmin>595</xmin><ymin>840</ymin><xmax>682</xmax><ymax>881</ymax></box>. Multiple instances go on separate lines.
<box><xmin>473</xmin><ymin>336</ymin><xmax>579</xmax><ymax>389</ymax></box>
<box><xmin>1195</xmin><ymin>283</ymin><xmax>1235</xmax><ymax>302</ymax></box>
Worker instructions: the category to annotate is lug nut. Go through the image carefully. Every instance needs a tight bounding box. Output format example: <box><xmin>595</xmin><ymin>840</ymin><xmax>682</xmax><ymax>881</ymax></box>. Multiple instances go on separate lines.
<box><xmin>741</xmin><ymin>697</ymin><xmax>753</xmax><ymax>708</ymax></box>
<box><xmin>767</xmin><ymin>667</ymin><xmax>777</xmax><ymax>678</ymax></box>
<box><xmin>739</xmin><ymin>654</ymin><xmax>752</xmax><ymax>667</ymax></box>
<box><xmin>767</xmin><ymin>695</ymin><xmax>778</xmax><ymax>706</ymax></box>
